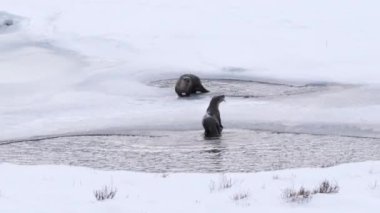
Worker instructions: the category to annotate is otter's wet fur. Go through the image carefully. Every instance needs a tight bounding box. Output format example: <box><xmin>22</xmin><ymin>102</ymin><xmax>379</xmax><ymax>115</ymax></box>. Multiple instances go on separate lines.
<box><xmin>175</xmin><ymin>74</ymin><xmax>209</xmax><ymax>97</ymax></box>
<box><xmin>202</xmin><ymin>95</ymin><xmax>225</xmax><ymax>138</ymax></box>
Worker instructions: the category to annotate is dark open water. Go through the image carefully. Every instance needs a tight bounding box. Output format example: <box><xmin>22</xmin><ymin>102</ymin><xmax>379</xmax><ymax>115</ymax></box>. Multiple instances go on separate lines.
<box><xmin>1</xmin><ymin>129</ymin><xmax>379</xmax><ymax>172</ymax></box>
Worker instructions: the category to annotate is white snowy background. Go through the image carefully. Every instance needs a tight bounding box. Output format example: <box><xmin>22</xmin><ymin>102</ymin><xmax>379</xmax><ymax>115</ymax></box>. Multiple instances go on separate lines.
<box><xmin>2</xmin><ymin>0</ymin><xmax>380</xmax><ymax>140</ymax></box>
<box><xmin>1</xmin><ymin>0</ymin><xmax>380</xmax><ymax>212</ymax></box>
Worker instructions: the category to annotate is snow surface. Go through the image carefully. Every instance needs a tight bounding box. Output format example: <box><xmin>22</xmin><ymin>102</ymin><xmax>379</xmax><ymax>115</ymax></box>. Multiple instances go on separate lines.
<box><xmin>0</xmin><ymin>162</ymin><xmax>380</xmax><ymax>212</ymax></box>
<box><xmin>1</xmin><ymin>0</ymin><xmax>380</xmax><ymax>140</ymax></box>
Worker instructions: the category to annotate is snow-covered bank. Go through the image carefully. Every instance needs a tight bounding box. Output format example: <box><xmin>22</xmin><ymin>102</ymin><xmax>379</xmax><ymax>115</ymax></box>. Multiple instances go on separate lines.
<box><xmin>1</xmin><ymin>1</ymin><xmax>379</xmax><ymax>80</ymax></box>
<box><xmin>2</xmin><ymin>0</ymin><xmax>380</xmax><ymax>83</ymax></box>
<box><xmin>2</xmin><ymin>0</ymin><xmax>380</xmax><ymax>139</ymax></box>
<box><xmin>0</xmin><ymin>162</ymin><xmax>379</xmax><ymax>212</ymax></box>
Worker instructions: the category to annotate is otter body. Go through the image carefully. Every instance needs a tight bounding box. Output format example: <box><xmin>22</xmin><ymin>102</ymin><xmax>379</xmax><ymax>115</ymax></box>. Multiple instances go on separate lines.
<box><xmin>202</xmin><ymin>95</ymin><xmax>225</xmax><ymax>137</ymax></box>
<box><xmin>175</xmin><ymin>74</ymin><xmax>209</xmax><ymax>97</ymax></box>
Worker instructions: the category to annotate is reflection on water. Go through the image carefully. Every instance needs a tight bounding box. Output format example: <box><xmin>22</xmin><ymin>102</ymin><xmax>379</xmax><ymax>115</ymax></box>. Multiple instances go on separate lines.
<box><xmin>1</xmin><ymin>129</ymin><xmax>379</xmax><ymax>172</ymax></box>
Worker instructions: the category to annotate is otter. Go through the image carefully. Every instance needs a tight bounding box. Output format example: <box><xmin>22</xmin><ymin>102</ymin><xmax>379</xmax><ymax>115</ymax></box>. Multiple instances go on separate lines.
<box><xmin>175</xmin><ymin>74</ymin><xmax>209</xmax><ymax>97</ymax></box>
<box><xmin>202</xmin><ymin>95</ymin><xmax>225</xmax><ymax>137</ymax></box>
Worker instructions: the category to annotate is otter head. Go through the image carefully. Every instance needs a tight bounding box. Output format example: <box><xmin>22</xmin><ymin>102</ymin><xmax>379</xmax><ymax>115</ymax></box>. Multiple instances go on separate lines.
<box><xmin>210</xmin><ymin>95</ymin><xmax>225</xmax><ymax>107</ymax></box>
<box><xmin>177</xmin><ymin>75</ymin><xmax>193</xmax><ymax>96</ymax></box>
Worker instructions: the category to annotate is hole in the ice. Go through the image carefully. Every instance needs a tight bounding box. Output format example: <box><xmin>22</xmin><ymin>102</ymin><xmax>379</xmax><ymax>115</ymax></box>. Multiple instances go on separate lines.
<box><xmin>3</xmin><ymin>19</ymin><xmax>13</xmax><ymax>26</ymax></box>
<box><xmin>149</xmin><ymin>78</ymin><xmax>348</xmax><ymax>99</ymax></box>
<box><xmin>0</xmin><ymin>12</ymin><xmax>24</xmax><ymax>33</ymax></box>
<box><xmin>0</xmin><ymin>130</ymin><xmax>378</xmax><ymax>173</ymax></box>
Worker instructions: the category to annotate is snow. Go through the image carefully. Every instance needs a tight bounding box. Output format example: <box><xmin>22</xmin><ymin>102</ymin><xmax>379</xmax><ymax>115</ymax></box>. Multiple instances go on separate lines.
<box><xmin>0</xmin><ymin>162</ymin><xmax>379</xmax><ymax>212</ymax></box>
<box><xmin>1</xmin><ymin>0</ymin><xmax>380</xmax><ymax>140</ymax></box>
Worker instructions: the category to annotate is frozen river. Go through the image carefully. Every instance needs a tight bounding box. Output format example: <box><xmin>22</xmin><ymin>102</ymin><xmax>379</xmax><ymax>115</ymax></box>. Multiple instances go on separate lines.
<box><xmin>1</xmin><ymin>78</ymin><xmax>380</xmax><ymax>172</ymax></box>
<box><xmin>2</xmin><ymin>2</ymin><xmax>380</xmax><ymax>173</ymax></box>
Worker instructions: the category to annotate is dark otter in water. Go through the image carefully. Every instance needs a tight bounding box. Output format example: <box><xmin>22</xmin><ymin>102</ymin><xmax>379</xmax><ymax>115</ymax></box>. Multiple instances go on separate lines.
<box><xmin>202</xmin><ymin>95</ymin><xmax>225</xmax><ymax>137</ymax></box>
<box><xmin>175</xmin><ymin>74</ymin><xmax>209</xmax><ymax>97</ymax></box>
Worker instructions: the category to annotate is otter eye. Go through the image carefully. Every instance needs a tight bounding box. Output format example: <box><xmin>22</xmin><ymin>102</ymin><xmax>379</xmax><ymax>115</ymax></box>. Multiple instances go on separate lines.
<box><xmin>184</xmin><ymin>78</ymin><xmax>190</xmax><ymax>83</ymax></box>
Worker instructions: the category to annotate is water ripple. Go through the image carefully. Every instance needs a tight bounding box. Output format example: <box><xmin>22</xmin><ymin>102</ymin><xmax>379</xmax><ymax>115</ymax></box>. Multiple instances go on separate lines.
<box><xmin>1</xmin><ymin>129</ymin><xmax>379</xmax><ymax>173</ymax></box>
